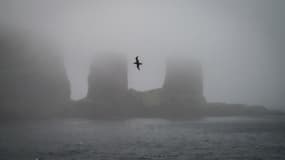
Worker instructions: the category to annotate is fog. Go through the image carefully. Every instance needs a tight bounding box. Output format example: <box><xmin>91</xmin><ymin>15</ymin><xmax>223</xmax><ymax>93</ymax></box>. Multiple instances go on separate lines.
<box><xmin>0</xmin><ymin>0</ymin><xmax>284</xmax><ymax>109</ymax></box>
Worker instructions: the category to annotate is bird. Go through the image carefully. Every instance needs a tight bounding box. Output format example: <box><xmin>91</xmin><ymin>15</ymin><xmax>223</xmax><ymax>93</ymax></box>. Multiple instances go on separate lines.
<box><xmin>134</xmin><ymin>56</ymin><xmax>143</xmax><ymax>70</ymax></box>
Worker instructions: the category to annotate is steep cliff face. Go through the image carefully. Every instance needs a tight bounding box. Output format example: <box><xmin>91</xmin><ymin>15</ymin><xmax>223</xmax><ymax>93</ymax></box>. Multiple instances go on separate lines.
<box><xmin>84</xmin><ymin>53</ymin><xmax>133</xmax><ymax>117</ymax></box>
<box><xmin>88</xmin><ymin>54</ymin><xmax>128</xmax><ymax>98</ymax></box>
<box><xmin>0</xmin><ymin>30</ymin><xmax>70</xmax><ymax>120</ymax></box>
<box><xmin>161</xmin><ymin>57</ymin><xmax>206</xmax><ymax>117</ymax></box>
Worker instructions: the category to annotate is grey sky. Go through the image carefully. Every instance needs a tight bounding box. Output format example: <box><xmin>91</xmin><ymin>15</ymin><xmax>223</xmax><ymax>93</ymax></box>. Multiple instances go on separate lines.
<box><xmin>0</xmin><ymin>0</ymin><xmax>284</xmax><ymax>109</ymax></box>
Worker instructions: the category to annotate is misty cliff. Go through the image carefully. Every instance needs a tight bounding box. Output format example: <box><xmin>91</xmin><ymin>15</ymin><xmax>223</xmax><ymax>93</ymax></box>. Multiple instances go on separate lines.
<box><xmin>161</xmin><ymin>57</ymin><xmax>206</xmax><ymax>117</ymax></box>
<box><xmin>72</xmin><ymin>55</ymin><xmax>207</xmax><ymax>119</ymax></box>
<box><xmin>0</xmin><ymin>30</ymin><xmax>70</xmax><ymax>120</ymax></box>
<box><xmin>71</xmin><ymin>54</ymin><xmax>140</xmax><ymax>118</ymax></box>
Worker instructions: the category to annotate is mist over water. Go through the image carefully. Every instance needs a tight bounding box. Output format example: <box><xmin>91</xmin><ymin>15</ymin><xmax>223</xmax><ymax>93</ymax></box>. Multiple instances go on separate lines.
<box><xmin>1</xmin><ymin>0</ymin><xmax>284</xmax><ymax>109</ymax></box>
<box><xmin>1</xmin><ymin>1</ymin><xmax>285</xmax><ymax>159</ymax></box>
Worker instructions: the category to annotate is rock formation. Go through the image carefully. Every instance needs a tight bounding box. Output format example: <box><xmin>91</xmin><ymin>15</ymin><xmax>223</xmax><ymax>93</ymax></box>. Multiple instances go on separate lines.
<box><xmin>161</xmin><ymin>57</ymin><xmax>206</xmax><ymax>117</ymax></box>
<box><xmin>72</xmin><ymin>54</ymin><xmax>278</xmax><ymax>119</ymax></box>
<box><xmin>77</xmin><ymin>53</ymin><xmax>135</xmax><ymax>118</ymax></box>
<box><xmin>130</xmin><ymin>56</ymin><xmax>206</xmax><ymax>118</ymax></box>
<box><xmin>0</xmin><ymin>30</ymin><xmax>70</xmax><ymax>120</ymax></box>
<box><xmin>0</xmin><ymin>29</ymin><xmax>278</xmax><ymax>120</ymax></box>
<box><xmin>88</xmin><ymin>54</ymin><xmax>128</xmax><ymax>98</ymax></box>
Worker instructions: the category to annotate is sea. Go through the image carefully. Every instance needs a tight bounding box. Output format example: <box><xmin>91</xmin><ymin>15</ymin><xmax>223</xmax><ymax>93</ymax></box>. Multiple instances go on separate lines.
<box><xmin>0</xmin><ymin>116</ymin><xmax>285</xmax><ymax>160</ymax></box>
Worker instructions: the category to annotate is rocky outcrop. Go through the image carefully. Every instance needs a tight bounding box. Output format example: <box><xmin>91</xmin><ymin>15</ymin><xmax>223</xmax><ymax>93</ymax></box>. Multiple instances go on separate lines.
<box><xmin>0</xmin><ymin>30</ymin><xmax>70</xmax><ymax>120</ymax></box>
<box><xmin>0</xmin><ymin>29</ymin><xmax>279</xmax><ymax>120</ymax></box>
<box><xmin>88</xmin><ymin>54</ymin><xmax>128</xmax><ymax>98</ymax></box>
<box><xmin>73</xmin><ymin>53</ymin><xmax>135</xmax><ymax>118</ymax></box>
<box><xmin>204</xmin><ymin>103</ymin><xmax>277</xmax><ymax>116</ymax></box>
<box><xmin>160</xmin><ymin>57</ymin><xmax>206</xmax><ymax>117</ymax></box>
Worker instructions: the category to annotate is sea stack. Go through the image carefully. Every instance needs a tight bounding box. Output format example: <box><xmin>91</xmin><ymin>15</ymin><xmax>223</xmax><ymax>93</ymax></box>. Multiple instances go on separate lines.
<box><xmin>88</xmin><ymin>54</ymin><xmax>128</xmax><ymax>98</ymax></box>
<box><xmin>0</xmin><ymin>30</ymin><xmax>70</xmax><ymax>120</ymax></box>
<box><xmin>84</xmin><ymin>53</ymin><xmax>131</xmax><ymax>118</ymax></box>
<box><xmin>161</xmin><ymin>57</ymin><xmax>206</xmax><ymax>117</ymax></box>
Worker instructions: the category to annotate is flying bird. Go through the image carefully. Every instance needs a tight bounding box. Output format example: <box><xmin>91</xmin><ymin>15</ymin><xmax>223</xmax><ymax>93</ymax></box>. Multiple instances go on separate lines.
<box><xmin>134</xmin><ymin>56</ymin><xmax>143</xmax><ymax>70</ymax></box>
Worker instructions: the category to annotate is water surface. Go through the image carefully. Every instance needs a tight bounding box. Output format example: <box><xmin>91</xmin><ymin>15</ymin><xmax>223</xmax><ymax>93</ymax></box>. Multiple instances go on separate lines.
<box><xmin>0</xmin><ymin>116</ymin><xmax>285</xmax><ymax>160</ymax></box>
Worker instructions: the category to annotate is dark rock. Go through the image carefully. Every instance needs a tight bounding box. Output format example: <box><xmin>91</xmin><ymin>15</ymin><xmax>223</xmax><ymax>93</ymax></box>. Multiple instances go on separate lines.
<box><xmin>72</xmin><ymin>53</ymin><xmax>138</xmax><ymax>118</ymax></box>
<box><xmin>0</xmin><ymin>30</ymin><xmax>70</xmax><ymax>120</ymax></box>
<box><xmin>88</xmin><ymin>53</ymin><xmax>128</xmax><ymax>98</ymax></box>
<box><xmin>160</xmin><ymin>57</ymin><xmax>206</xmax><ymax>117</ymax></box>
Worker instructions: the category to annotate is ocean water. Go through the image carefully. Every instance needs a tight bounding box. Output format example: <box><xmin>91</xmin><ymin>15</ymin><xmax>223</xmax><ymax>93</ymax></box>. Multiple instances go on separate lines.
<box><xmin>0</xmin><ymin>116</ymin><xmax>285</xmax><ymax>160</ymax></box>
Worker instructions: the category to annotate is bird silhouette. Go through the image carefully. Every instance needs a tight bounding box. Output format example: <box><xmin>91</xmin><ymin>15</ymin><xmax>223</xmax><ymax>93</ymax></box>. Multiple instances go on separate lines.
<box><xmin>134</xmin><ymin>56</ymin><xmax>143</xmax><ymax>70</ymax></box>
